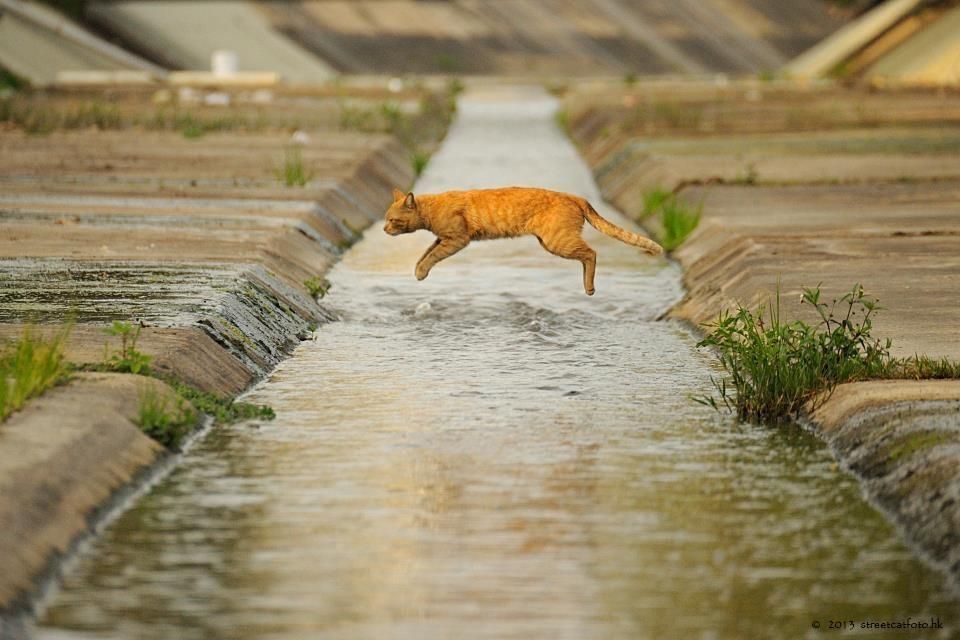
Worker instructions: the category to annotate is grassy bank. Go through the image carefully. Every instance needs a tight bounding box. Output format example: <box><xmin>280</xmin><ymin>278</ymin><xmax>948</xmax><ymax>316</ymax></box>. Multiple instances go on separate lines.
<box><xmin>0</xmin><ymin>323</ymin><xmax>274</xmax><ymax>450</ymax></box>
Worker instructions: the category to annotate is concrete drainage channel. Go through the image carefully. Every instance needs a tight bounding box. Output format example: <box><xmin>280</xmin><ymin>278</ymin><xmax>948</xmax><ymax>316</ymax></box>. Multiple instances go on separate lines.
<box><xmin>22</xmin><ymin>86</ymin><xmax>960</xmax><ymax>639</ymax></box>
<box><xmin>0</xmin><ymin>89</ymin><xmax>421</xmax><ymax>635</ymax></box>
<box><xmin>566</xmin><ymin>81</ymin><xmax>960</xmax><ymax>590</ymax></box>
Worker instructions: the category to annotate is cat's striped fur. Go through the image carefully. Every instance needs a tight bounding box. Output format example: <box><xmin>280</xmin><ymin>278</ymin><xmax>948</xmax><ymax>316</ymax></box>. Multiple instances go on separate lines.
<box><xmin>383</xmin><ymin>187</ymin><xmax>662</xmax><ymax>295</ymax></box>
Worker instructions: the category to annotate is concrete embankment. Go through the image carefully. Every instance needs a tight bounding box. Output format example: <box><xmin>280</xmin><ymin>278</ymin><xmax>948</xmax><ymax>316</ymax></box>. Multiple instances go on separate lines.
<box><xmin>566</xmin><ymin>80</ymin><xmax>960</xmax><ymax>580</ymax></box>
<box><xmin>0</xmin><ymin>88</ymin><xmax>421</xmax><ymax>623</ymax></box>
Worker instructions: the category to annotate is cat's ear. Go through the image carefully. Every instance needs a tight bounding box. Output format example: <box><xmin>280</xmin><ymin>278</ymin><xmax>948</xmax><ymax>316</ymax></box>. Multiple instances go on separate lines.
<box><xmin>404</xmin><ymin>192</ymin><xmax>417</xmax><ymax>210</ymax></box>
<box><xmin>392</xmin><ymin>188</ymin><xmax>405</xmax><ymax>202</ymax></box>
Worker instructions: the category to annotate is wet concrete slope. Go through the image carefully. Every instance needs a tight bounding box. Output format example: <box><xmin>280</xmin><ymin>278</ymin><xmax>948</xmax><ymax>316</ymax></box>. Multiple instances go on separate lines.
<box><xmin>0</xmin><ymin>109</ymin><xmax>413</xmax><ymax>622</ymax></box>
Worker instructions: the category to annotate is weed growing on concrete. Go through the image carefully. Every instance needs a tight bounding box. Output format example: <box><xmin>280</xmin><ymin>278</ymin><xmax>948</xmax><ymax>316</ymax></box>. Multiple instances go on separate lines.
<box><xmin>659</xmin><ymin>197</ymin><xmax>701</xmax><ymax>251</ymax></box>
<box><xmin>641</xmin><ymin>186</ymin><xmax>674</xmax><ymax>219</ymax></box>
<box><xmin>0</xmin><ymin>326</ymin><xmax>71</xmax><ymax>421</ymax></box>
<box><xmin>338</xmin><ymin>102</ymin><xmax>378</xmax><ymax>132</ymax></box>
<box><xmin>0</xmin><ymin>98</ymin><xmax>124</xmax><ymax>134</ymax></box>
<box><xmin>554</xmin><ymin>109</ymin><xmax>571</xmax><ymax>136</ymax></box>
<box><xmin>136</xmin><ymin>384</ymin><xmax>196</xmax><ymax>450</ymax></box>
<box><xmin>62</xmin><ymin>102</ymin><xmax>122</xmax><ymax>129</ymax></box>
<box><xmin>411</xmin><ymin>149</ymin><xmax>430</xmax><ymax>177</ymax></box>
<box><xmin>180</xmin><ymin>121</ymin><xmax>205</xmax><ymax>139</ymax></box>
<box><xmin>887</xmin><ymin>355</ymin><xmax>960</xmax><ymax>380</ymax></box>
<box><xmin>695</xmin><ymin>284</ymin><xmax>901</xmax><ymax>423</ymax></box>
<box><xmin>95</xmin><ymin>316</ymin><xmax>274</xmax><ymax>441</ymax></box>
<box><xmin>103</xmin><ymin>321</ymin><xmax>152</xmax><ymax>374</ymax></box>
<box><xmin>447</xmin><ymin>77</ymin><xmax>465</xmax><ymax>98</ymax></box>
<box><xmin>164</xmin><ymin>378</ymin><xmax>275</xmax><ymax>425</ymax></box>
<box><xmin>434</xmin><ymin>53</ymin><xmax>461</xmax><ymax>73</ymax></box>
<box><xmin>145</xmin><ymin>110</ymin><xmax>262</xmax><ymax>138</ymax></box>
<box><xmin>303</xmin><ymin>276</ymin><xmax>331</xmax><ymax>300</ymax></box>
<box><xmin>277</xmin><ymin>147</ymin><xmax>312</xmax><ymax>187</ymax></box>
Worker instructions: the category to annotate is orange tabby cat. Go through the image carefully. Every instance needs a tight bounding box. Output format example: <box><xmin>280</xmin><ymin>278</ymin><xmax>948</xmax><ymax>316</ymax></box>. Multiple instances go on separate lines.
<box><xmin>383</xmin><ymin>187</ymin><xmax>663</xmax><ymax>295</ymax></box>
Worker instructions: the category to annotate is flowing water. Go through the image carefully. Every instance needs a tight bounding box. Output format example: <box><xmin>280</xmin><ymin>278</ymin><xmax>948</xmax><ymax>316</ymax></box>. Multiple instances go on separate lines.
<box><xmin>35</xmin><ymin>87</ymin><xmax>957</xmax><ymax>640</ymax></box>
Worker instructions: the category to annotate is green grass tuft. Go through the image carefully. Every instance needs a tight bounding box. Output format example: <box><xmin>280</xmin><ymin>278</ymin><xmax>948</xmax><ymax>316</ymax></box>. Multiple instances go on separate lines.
<box><xmin>411</xmin><ymin>149</ymin><xmax>430</xmax><ymax>177</ymax></box>
<box><xmin>659</xmin><ymin>197</ymin><xmax>701</xmax><ymax>251</ymax></box>
<box><xmin>136</xmin><ymin>384</ymin><xmax>196</xmax><ymax>450</ymax></box>
<box><xmin>0</xmin><ymin>326</ymin><xmax>71</xmax><ymax>421</ymax></box>
<box><xmin>554</xmin><ymin>108</ymin><xmax>570</xmax><ymax>135</ymax></box>
<box><xmin>304</xmin><ymin>276</ymin><xmax>331</xmax><ymax>300</ymax></box>
<box><xmin>641</xmin><ymin>186</ymin><xmax>674</xmax><ymax>219</ymax></box>
<box><xmin>277</xmin><ymin>146</ymin><xmax>312</xmax><ymax>187</ymax></box>
<box><xmin>888</xmin><ymin>355</ymin><xmax>960</xmax><ymax>380</ymax></box>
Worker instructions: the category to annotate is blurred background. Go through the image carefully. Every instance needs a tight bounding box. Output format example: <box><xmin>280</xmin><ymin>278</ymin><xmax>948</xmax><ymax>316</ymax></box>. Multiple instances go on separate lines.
<box><xmin>0</xmin><ymin>0</ymin><xmax>957</xmax><ymax>87</ymax></box>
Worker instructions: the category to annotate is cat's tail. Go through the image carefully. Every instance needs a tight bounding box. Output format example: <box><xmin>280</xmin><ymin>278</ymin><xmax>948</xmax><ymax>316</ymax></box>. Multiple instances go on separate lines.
<box><xmin>581</xmin><ymin>201</ymin><xmax>664</xmax><ymax>255</ymax></box>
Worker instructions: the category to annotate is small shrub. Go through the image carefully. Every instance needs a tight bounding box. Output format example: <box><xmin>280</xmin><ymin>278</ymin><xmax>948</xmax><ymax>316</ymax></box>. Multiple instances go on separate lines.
<box><xmin>277</xmin><ymin>146</ymin><xmax>312</xmax><ymax>187</ymax></box>
<box><xmin>304</xmin><ymin>276</ymin><xmax>331</xmax><ymax>299</ymax></box>
<box><xmin>103</xmin><ymin>321</ymin><xmax>152</xmax><ymax>374</ymax></box>
<box><xmin>0</xmin><ymin>325</ymin><xmax>71</xmax><ymax>421</ymax></box>
<box><xmin>136</xmin><ymin>384</ymin><xmax>195</xmax><ymax>450</ymax></box>
<box><xmin>659</xmin><ymin>197</ymin><xmax>701</xmax><ymax>251</ymax></box>
<box><xmin>695</xmin><ymin>284</ymin><xmax>892</xmax><ymax>423</ymax></box>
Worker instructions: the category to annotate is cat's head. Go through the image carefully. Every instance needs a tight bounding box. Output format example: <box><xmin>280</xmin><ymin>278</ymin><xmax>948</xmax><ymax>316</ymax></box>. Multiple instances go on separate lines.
<box><xmin>383</xmin><ymin>189</ymin><xmax>424</xmax><ymax>235</ymax></box>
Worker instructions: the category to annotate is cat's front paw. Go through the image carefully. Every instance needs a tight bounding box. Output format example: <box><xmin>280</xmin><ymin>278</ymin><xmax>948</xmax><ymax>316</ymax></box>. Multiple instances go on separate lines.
<box><xmin>415</xmin><ymin>265</ymin><xmax>430</xmax><ymax>281</ymax></box>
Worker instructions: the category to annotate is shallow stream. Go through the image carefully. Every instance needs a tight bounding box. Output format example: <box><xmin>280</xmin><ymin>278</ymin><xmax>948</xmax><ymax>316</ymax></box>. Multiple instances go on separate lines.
<box><xmin>36</xmin><ymin>87</ymin><xmax>957</xmax><ymax>640</ymax></box>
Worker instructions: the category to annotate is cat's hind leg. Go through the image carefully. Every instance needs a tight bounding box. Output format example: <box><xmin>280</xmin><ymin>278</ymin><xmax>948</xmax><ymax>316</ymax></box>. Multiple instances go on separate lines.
<box><xmin>537</xmin><ymin>233</ymin><xmax>597</xmax><ymax>295</ymax></box>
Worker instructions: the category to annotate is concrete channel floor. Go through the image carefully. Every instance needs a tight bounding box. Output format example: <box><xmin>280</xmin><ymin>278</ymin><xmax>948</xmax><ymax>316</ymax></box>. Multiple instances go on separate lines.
<box><xmin>32</xmin><ymin>86</ymin><xmax>959</xmax><ymax>640</ymax></box>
